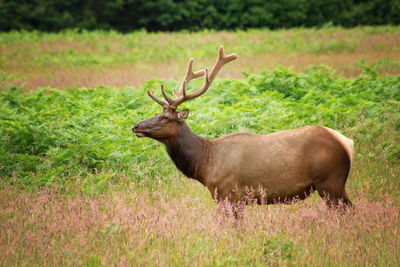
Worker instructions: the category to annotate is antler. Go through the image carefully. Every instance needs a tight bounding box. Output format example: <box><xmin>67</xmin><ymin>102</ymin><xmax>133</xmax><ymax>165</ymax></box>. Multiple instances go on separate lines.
<box><xmin>173</xmin><ymin>58</ymin><xmax>205</xmax><ymax>99</ymax></box>
<box><xmin>147</xmin><ymin>85</ymin><xmax>169</xmax><ymax>108</ymax></box>
<box><xmin>147</xmin><ymin>45</ymin><xmax>237</xmax><ymax>109</ymax></box>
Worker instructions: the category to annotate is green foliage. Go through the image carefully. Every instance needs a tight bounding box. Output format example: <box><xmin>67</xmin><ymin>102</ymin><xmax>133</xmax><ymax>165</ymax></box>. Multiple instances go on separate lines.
<box><xmin>1</xmin><ymin>67</ymin><xmax>399</xmax><ymax>190</ymax></box>
<box><xmin>262</xmin><ymin>235</ymin><xmax>297</xmax><ymax>262</ymax></box>
<box><xmin>1</xmin><ymin>0</ymin><xmax>399</xmax><ymax>32</ymax></box>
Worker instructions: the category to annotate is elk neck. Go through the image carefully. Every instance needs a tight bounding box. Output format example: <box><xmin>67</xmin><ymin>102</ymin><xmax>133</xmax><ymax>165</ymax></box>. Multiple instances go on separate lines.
<box><xmin>163</xmin><ymin>121</ymin><xmax>210</xmax><ymax>184</ymax></box>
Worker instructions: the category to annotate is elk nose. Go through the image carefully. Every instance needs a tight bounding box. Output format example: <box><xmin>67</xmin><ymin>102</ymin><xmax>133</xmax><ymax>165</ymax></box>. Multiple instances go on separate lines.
<box><xmin>132</xmin><ymin>124</ymin><xmax>139</xmax><ymax>133</ymax></box>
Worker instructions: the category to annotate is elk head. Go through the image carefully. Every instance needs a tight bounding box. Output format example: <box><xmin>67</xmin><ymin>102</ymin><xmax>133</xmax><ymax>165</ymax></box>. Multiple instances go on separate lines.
<box><xmin>132</xmin><ymin>46</ymin><xmax>237</xmax><ymax>142</ymax></box>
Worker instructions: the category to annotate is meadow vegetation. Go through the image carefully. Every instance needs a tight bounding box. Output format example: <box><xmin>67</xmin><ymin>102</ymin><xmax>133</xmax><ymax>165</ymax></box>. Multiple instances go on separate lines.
<box><xmin>1</xmin><ymin>26</ymin><xmax>400</xmax><ymax>89</ymax></box>
<box><xmin>1</xmin><ymin>27</ymin><xmax>400</xmax><ymax>266</ymax></box>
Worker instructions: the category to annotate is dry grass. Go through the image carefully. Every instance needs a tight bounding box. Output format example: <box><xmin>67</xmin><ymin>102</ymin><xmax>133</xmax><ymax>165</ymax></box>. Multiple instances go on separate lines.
<box><xmin>1</xmin><ymin>27</ymin><xmax>399</xmax><ymax>90</ymax></box>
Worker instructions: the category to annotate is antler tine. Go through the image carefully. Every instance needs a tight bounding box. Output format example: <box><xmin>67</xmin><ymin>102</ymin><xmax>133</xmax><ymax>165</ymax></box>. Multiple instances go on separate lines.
<box><xmin>208</xmin><ymin>45</ymin><xmax>237</xmax><ymax>83</ymax></box>
<box><xmin>170</xmin><ymin>46</ymin><xmax>237</xmax><ymax>109</ymax></box>
<box><xmin>160</xmin><ymin>84</ymin><xmax>174</xmax><ymax>105</ymax></box>
<box><xmin>147</xmin><ymin>90</ymin><xmax>168</xmax><ymax>107</ymax></box>
<box><xmin>173</xmin><ymin>58</ymin><xmax>205</xmax><ymax>98</ymax></box>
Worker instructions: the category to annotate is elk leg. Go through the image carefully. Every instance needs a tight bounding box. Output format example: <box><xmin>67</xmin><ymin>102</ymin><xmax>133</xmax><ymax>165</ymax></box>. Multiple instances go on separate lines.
<box><xmin>341</xmin><ymin>189</ymin><xmax>352</xmax><ymax>206</ymax></box>
<box><xmin>315</xmin><ymin>175</ymin><xmax>352</xmax><ymax>209</ymax></box>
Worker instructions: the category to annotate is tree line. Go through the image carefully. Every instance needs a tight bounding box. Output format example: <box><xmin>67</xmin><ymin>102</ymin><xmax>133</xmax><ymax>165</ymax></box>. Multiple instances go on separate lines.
<box><xmin>1</xmin><ymin>0</ymin><xmax>399</xmax><ymax>32</ymax></box>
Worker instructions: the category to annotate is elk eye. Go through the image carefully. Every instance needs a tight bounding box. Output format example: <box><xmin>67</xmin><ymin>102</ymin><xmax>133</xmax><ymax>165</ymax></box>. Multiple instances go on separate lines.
<box><xmin>160</xmin><ymin>116</ymin><xmax>168</xmax><ymax>121</ymax></box>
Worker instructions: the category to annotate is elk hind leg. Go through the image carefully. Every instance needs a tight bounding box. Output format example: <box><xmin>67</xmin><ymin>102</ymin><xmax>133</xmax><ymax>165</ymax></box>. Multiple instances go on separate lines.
<box><xmin>315</xmin><ymin>175</ymin><xmax>352</xmax><ymax>209</ymax></box>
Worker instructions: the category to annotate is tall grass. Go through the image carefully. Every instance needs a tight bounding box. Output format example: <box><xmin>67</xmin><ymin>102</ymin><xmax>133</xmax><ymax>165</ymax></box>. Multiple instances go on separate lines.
<box><xmin>1</xmin><ymin>149</ymin><xmax>399</xmax><ymax>266</ymax></box>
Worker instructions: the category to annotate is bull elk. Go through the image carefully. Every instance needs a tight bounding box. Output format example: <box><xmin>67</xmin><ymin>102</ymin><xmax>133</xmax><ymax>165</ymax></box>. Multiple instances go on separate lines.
<box><xmin>132</xmin><ymin>46</ymin><xmax>355</xmax><ymax>209</ymax></box>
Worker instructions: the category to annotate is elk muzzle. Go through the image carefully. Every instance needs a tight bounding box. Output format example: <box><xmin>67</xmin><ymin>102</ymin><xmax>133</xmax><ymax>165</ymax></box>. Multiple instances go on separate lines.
<box><xmin>132</xmin><ymin>123</ymin><xmax>145</xmax><ymax>137</ymax></box>
<box><xmin>132</xmin><ymin>116</ymin><xmax>166</xmax><ymax>138</ymax></box>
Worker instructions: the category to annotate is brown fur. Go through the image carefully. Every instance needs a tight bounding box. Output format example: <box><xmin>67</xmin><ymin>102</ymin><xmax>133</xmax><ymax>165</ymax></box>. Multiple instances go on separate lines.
<box><xmin>133</xmin><ymin>111</ymin><xmax>354</xmax><ymax>208</ymax></box>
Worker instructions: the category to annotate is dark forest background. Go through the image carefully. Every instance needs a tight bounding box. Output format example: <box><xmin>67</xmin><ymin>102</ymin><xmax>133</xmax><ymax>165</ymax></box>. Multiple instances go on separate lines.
<box><xmin>1</xmin><ymin>0</ymin><xmax>400</xmax><ymax>32</ymax></box>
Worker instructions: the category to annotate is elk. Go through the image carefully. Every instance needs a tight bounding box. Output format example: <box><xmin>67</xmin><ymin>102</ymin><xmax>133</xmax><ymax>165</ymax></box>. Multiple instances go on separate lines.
<box><xmin>132</xmin><ymin>46</ymin><xmax>355</xmax><ymax>209</ymax></box>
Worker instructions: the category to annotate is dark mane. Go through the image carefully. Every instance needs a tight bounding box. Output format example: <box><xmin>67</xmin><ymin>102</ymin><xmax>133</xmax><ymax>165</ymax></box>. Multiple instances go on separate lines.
<box><xmin>165</xmin><ymin>122</ymin><xmax>209</xmax><ymax>183</ymax></box>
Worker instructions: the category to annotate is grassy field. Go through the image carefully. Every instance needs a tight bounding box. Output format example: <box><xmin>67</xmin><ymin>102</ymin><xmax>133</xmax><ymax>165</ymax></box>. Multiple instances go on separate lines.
<box><xmin>1</xmin><ymin>26</ymin><xmax>400</xmax><ymax>90</ymax></box>
<box><xmin>1</xmin><ymin>27</ymin><xmax>400</xmax><ymax>266</ymax></box>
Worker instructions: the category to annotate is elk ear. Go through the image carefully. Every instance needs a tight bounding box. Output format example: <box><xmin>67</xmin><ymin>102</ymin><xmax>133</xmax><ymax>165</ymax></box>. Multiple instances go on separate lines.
<box><xmin>177</xmin><ymin>109</ymin><xmax>189</xmax><ymax>122</ymax></box>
